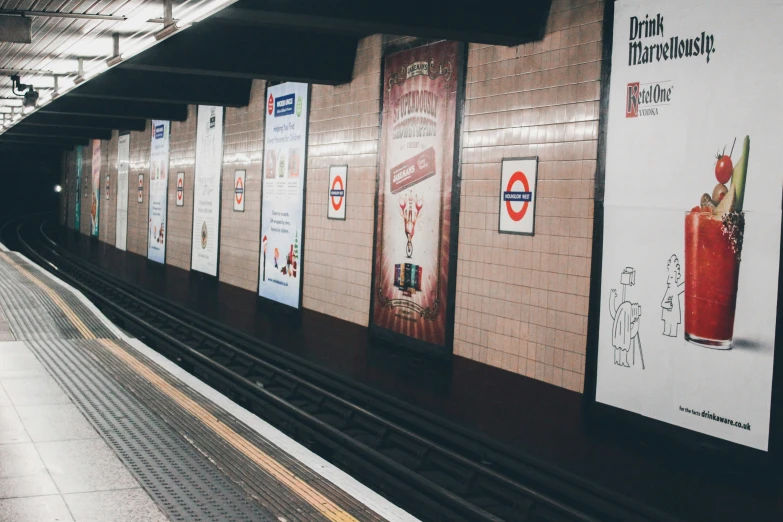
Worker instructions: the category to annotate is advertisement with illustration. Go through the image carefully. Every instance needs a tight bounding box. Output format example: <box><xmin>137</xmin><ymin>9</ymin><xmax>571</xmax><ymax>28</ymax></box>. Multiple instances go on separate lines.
<box><xmin>371</xmin><ymin>41</ymin><xmax>461</xmax><ymax>348</ymax></box>
<box><xmin>115</xmin><ymin>134</ymin><xmax>129</xmax><ymax>251</ymax></box>
<box><xmin>191</xmin><ymin>106</ymin><xmax>224</xmax><ymax>276</ymax></box>
<box><xmin>258</xmin><ymin>82</ymin><xmax>308</xmax><ymax>308</ymax></box>
<box><xmin>148</xmin><ymin>120</ymin><xmax>170</xmax><ymax>264</ymax></box>
<box><xmin>596</xmin><ymin>0</ymin><xmax>782</xmax><ymax>450</ymax></box>
<box><xmin>74</xmin><ymin>146</ymin><xmax>82</xmax><ymax>231</ymax></box>
<box><xmin>90</xmin><ymin>140</ymin><xmax>101</xmax><ymax>237</ymax></box>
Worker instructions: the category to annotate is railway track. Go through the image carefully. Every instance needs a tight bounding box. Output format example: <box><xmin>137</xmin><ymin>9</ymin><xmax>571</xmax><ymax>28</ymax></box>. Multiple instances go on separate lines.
<box><xmin>5</xmin><ymin>214</ymin><xmax>676</xmax><ymax>522</ymax></box>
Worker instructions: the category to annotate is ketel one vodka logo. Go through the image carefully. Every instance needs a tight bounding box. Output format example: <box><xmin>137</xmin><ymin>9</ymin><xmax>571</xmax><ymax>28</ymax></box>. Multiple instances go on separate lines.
<box><xmin>626</xmin><ymin>81</ymin><xmax>672</xmax><ymax>117</ymax></box>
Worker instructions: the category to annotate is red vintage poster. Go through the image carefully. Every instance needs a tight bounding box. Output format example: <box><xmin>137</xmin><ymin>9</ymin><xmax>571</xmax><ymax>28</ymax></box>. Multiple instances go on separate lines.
<box><xmin>372</xmin><ymin>40</ymin><xmax>461</xmax><ymax>347</ymax></box>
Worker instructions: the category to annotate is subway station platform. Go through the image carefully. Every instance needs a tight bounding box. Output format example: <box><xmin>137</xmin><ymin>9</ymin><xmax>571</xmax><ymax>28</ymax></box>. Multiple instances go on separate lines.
<box><xmin>0</xmin><ymin>244</ymin><xmax>416</xmax><ymax>522</ymax></box>
<box><xmin>28</xmin><ymin>221</ymin><xmax>782</xmax><ymax>522</ymax></box>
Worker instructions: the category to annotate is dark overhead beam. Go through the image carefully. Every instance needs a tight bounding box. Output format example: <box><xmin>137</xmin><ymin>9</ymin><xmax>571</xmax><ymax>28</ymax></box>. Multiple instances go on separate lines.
<box><xmin>214</xmin><ymin>0</ymin><xmax>553</xmax><ymax>46</ymax></box>
<box><xmin>120</xmin><ymin>20</ymin><xmax>358</xmax><ymax>85</ymax></box>
<box><xmin>23</xmin><ymin>113</ymin><xmax>146</xmax><ymax>132</ymax></box>
<box><xmin>41</xmin><ymin>97</ymin><xmax>188</xmax><ymax>121</ymax></box>
<box><xmin>0</xmin><ymin>135</ymin><xmax>88</xmax><ymax>147</ymax></box>
<box><xmin>69</xmin><ymin>69</ymin><xmax>252</xmax><ymax>107</ymax></box>
<box><xmin>5</xmin><ymin>124</ymin><xmax>112</xmax><ymax>140</ymax></box>
<box><xmin>0</xmin><ymin>142</ymin><xmax>72</xmax><ymax>152</ymax></box>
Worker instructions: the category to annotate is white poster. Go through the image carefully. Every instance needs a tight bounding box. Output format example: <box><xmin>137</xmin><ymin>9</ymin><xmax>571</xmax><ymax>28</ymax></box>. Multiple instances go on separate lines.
<box><xmin>234</xmin><ymin>170</ymin><xmax>246</xmax><ymax>212</ymax></box>
<box><xmin>115</xmin><ymin>134</ymin><xmax>129</xmax><ymax>251</ymax></box>
<box><xmin>258</xmin><ymin>82</ymin><xmax>308</xmax><ymax>308</ymax></box>
<box><xmin>147</xmin><ymin>120</ymin><xmax>170</xmax><ymax>264</ymax></box>
<box><xmin>596</xmin><ymin>0</ymin><xmax>782</xmax><ymax>451</ymax></box>
<box><xmin>191</xmin><ymin>106</ymin><xmax>224</xmax><ymax>276</ymax></box>
<box><xmin>327</xmin><ymin>165</ymin><xmax>347</xmax><ymax>220</ymax></box>
<box><xmin>498</xmin><ymin>157</ymin><xmax>538</xmax><ymax>235</ymax></box>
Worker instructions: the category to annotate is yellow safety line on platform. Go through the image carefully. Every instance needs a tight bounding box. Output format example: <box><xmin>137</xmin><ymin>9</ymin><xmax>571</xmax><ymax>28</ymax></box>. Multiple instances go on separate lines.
<box><xmin>98</xmin><ymin>338</ymin><xmax>362</xmax><ymax>522</ymax></box>
<box><xmin>0</xmin><ymin>252</ymin><xmax>96</xmax><ymax>340</ymax></box>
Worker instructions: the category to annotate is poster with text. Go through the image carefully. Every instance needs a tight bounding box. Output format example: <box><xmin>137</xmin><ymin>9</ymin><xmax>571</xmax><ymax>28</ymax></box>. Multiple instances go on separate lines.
<box><xmin>74</xmin><ymin>146</ymin><xmax>82</xmax><ymax>231</ymax></box>
<box><xmin>371</xmin><ymin>41</ymin><xmax>461</xmax><ymax>348</ymax></box>
<box><xmin>90</xmin><ymin>140</ymin><xmax>101</xmax><ymax>237</ymax></box>
<box><xmin>258</xmin><ymin>82</ymin><xmax>308</xmax><ymax>308</ymax></box>
<box><xmin>115</xmin><ymin>134</ymin><xmax>129</xmax><ymax>251</ymax></box>
<box><xmin>596</xmin><ymin>0</ymin><xmax>782</xmax><ymax>451</ymax></box>
<box><xmin>148</xmin><ymin>120</ymin><xmax>170</xmax><ymax>264</ymax></box>
<box><xmin>191</xmin><ymin>106</ymin><xmax>223</xmax><ymax>276</ymax></box>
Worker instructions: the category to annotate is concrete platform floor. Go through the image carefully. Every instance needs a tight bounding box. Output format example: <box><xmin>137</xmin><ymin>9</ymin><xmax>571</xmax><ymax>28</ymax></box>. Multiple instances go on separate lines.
<box><xmin>0</xmin><ymin>340</ymin><xmax>168</xmax><ymax>522</ymax></box>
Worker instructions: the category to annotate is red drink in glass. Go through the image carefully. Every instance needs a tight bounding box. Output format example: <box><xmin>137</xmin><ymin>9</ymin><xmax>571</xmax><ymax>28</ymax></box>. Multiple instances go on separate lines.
<box><xmin>684</xmin><ymin>210</ymin><xmax>741</xmax><ymax>349</ymax></box>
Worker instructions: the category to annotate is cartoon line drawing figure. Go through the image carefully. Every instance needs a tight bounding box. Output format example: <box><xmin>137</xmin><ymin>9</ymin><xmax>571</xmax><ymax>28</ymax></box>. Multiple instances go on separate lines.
<box><xmin>661</xmin><ymin>254</ymin><xmax>685</xmax><ymax>337</ymax></box>
<box><xmin>608</xmin><ymin>267</ymin><xmax>645</xmax><ymax>369</ymax></box>
<box><xmin>399</xmin><ymin>191</ymin><xmax>423</xmax><ymax>258</ymax></box>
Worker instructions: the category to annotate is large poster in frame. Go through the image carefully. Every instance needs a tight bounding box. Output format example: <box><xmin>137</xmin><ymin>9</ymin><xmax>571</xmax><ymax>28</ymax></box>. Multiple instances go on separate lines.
<box><xmin>595</xmin><ymin>0</ymin><xmax>782</xmax><ymax>451</ymax></box>
<box><xmin>258</xmin><ymin>82</ymin><xmax>309</xmax><ymax>309</ymax></box>
<box><xmin>90</xmin><ymin>139</ymin><xmax>101</xmax><ymax>237</ymax></box>
<box><xmin>115</xmin><ymin>133</ymin><xmax>129</xmax><ymax>251</ymax></box>
<box><xmin>148</xmin><ymin>120</ymin><xmax>170</xmax><ymax>264</ymax></box>
<box><xmin>191</xmin><ymin>106</ymin><xmax>224</xmax><ymax>277</ymax></box>
<box><xmin>371</xmin><ymin>40</ymin><xmax>462</xmax><ymax>349</ymax></box>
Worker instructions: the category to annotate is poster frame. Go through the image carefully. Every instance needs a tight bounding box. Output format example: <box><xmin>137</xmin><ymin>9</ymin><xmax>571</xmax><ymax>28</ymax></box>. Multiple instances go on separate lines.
<box><xmin>255</xmin><ymin>81</ymin><xmax>312</xmax><ymax>313</ymax></box>
<box><xmin>327</xmin><ymin>164</ymin><xmax>348</xmax><ymax>221</ymax></box>
<box><xmin>367</xmin><ymin>38</ymin><xmax>467</xmax><ymax>358</ymax></box>
<box><xmin>497</xmin><ymin>156</ymin><xmax>539</xmax><ymax>237</ymax></box>
<box><xmin>189</xmin><ymin>106</ymin><xmax>226</xmax><ymax>280</ymax></box>
<box><xmin>582</xmin><ymin>0</ymin><xmax>783</xmax><ymax>468</ymax></box>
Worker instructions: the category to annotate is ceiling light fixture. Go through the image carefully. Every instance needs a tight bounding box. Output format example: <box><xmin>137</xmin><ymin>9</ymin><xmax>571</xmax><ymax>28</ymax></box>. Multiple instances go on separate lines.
<box><xmin>10</xmin><ymin>74</ymin><xmax>39</xmax><ymax>107</ymax></box>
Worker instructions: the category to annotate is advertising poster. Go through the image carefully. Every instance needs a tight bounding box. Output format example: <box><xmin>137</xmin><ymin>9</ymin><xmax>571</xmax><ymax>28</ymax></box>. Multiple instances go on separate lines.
<box><xmin>191</xmin><ymin>106</ymin><xmax>224</xmax><ymax>276</ymax></box>
<box><xmin>147</xmin><ymin>120</ymin><xmax>170</xmax><ymax>264</ymax></box>
<box><xmin>74</xmin><ymin>146</ymin><xmax>82</xmax><ymax>231</ymax></box>
<box><xmin>176</xmin><ymin>172</ymin><xmax>184</xmax><ymax>207</ymax></box>
<box><xmin>258</xmin><ymin>82</ymin><xmax>308</xmax><ymax>308</ymax></box>
<box><xmin>115</xmin><ymin>134</ymin><xmax>129</xmax><ymax>251</ymax></box>
<box><xmin>371</xmin><ymin>41</ymin><xmax>461</xmax><ymax>348</ymax></box>
<box><xmin>327</xmin><ymin>165</ymin><xmax>347</xmax><ymax>220</ymax></box>
<box><xmin>596</xmin><ymin>0</ymin><xmax>782</xmax><ymax>451</ymax></box>
<box><xmin>234</xmin><ymin>170</ymin><xmax>245</xmax><ymax>212</ymax></box>
<box><xmin>499</xmin><ymin>157</ymin><xmax>538</xmax><ymax>235</ymax></box>
<box><xmin>90</xmin><ymin>140</ymin><xmax>101</xmax><ymax>237</ymax></box>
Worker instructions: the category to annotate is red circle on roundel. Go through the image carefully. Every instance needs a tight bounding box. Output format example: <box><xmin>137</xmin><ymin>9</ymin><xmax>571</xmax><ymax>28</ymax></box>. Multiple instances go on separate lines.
<box><xmin>235</xmin><ymin>177</ymin><xmax>244</xmax><ymax>205</ymax></box>
<box><xmin>267</xmin><ymin>94</ymin><xmax>274</xmax><ymax>115</ymax></box>
<box><xmin>331</xmin><ymin>176</ymin><xmax>344</xmax><ymax>211</ymax></box>
<box><xmin>505</xmin><ymin>171</ymin><xmax>530</xmax><ymax>222</ymax></box>
<box><xmin>177</xmin><ymin>178</ymin><xmax>183</xmax><ymax>201</ymax></box>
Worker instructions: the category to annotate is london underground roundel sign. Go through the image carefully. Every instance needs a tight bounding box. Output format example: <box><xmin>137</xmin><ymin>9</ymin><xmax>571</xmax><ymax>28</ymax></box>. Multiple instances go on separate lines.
<box><xmin>327</xmin><ymin>165</ymin><xmax>347</xmax><ymax>220</ymax></box>
<box><xmin>234</xmin><ymin>170</ymin><xmax>246</xmax><ymax>212</ymax></box>
<box><xmin>499</xmin><ymin>157</ymin><xmax>538</xmax><ymax>235</ymax></box>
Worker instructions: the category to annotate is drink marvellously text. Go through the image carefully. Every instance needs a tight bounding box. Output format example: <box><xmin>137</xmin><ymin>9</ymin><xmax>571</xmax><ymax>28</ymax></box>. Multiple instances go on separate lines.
<box><xmin>628</xmin><ymin>13</ymin><xmax>716</xmax><ymax>66</ymax></box>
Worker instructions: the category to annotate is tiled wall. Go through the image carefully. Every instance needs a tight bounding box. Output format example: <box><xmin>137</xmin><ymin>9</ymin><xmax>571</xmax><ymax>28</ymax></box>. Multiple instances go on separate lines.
<box><xmin>127</xmin><ymin>122</ymin><xmax>152</xmax><ymax>256</ymax></box>
<box><xmin>218</xmin><ymin>80</ymin><xmax>266</xmax><ymax>291</ymax></box>
<box><xmin>453</xmin><ymin>0</ymin><xmax>603</xmax><ymax>392</ymax></box>
<box><xmin>167</xmin><ymin>106</ymin><xmax>198</xmax><ymax>270</ymax></box>
<box><xmin>302</xmin><ymin>36</ymin><xmax>382</xmax><ymax>326</ymax></box>
<box><xmin>59</xmin><ymin>0</ymin><xmax>604</xmax><ymax>393</ymax></box>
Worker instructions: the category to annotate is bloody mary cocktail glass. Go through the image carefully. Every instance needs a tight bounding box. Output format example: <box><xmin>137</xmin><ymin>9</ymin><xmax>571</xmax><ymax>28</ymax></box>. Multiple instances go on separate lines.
<box><xmin>684</xmin><ymin>210</ymin><xmax>742</xmax><ymax>349</ymax></box>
